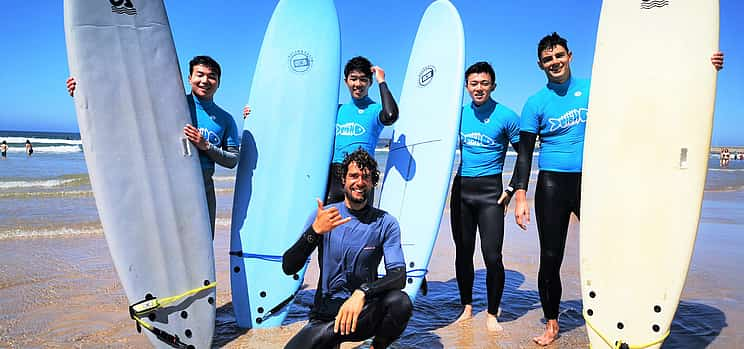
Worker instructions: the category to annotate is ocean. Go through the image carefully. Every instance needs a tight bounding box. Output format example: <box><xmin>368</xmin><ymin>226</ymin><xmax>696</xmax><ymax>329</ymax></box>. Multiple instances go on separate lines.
<box><xmin>1</xmin><ymin>130</ymin><xmax>743</xmax><ymax>348</ymax></box>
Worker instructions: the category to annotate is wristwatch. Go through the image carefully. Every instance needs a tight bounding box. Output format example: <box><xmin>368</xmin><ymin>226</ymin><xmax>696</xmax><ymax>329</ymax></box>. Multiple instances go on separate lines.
<box><xmin>505</xmin><ymin>186</ymin><xmax>515</xmax><ymax>196</ymax></box>
<box><xmin>304</xmin><ymin>231</ymin><xmax>319</xmax><ymax>244</ymax></box>
<box><xmin>359</xmin><ymin>283</ymin><xmax>372</xmax><ymax>298</ymax></box>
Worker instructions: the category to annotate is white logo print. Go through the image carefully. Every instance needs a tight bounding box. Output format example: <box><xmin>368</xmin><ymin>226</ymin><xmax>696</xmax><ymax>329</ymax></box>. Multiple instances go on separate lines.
<box><xmin>200</xmin><ymin>128</ymin><xmax>221</xmax><ymax>146</ymax></box>
<box><xmin>461</xmin><ymin>132</ymin><xmax>496</xmax><ymax>147</ymax></box>
<box><xmin>548</xmin><ymin>108</ymin><xmax>588</xmax><ymax>132</ymax></box>
<box><xmin>336</xmin><ymin>122</ymin><xmax>366</xmax><ymax>136</ymax></box>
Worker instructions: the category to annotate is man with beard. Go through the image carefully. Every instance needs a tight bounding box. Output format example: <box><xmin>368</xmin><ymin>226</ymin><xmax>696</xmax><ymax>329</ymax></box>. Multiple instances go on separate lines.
<box><xmin>282</xmin><ymin>148</ymin><xmax>412</xmax><ymax>349</ymax></box>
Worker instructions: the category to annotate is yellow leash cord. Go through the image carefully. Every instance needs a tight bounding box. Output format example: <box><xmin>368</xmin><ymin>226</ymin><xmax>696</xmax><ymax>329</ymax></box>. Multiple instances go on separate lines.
<box><xmin>583</xmin><ymin>312</ymin><xmax>670</xmax><ymax>349</ymax></box>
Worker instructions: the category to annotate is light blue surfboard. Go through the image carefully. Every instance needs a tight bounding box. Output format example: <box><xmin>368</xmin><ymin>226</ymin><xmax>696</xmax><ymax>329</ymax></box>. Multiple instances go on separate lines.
<box><xmin>64</xmin><ymin>1</ymin><xmax>215</xmax><ymax>348</ymax></box>
<box><xmin>230</xmin><ymin>0</ymin><xmax>340</xmax><ymax>329</ymax></box>
<box><xmin>378</xmin><ymin>0</ymin><xmax>464</xmax><ymax>302</ymax></box>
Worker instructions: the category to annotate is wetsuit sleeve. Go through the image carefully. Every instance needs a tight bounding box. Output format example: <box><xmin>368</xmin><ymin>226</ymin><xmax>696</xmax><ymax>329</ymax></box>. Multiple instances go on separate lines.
<box><xmin>361</xmin><ymin>267</ymin><xmax>405</xmax><ymax>298</ymax></box>
<box><xmin>282</xmin><ymin>215</ymin><xmax>321</xmax><ymax>275</ymax></box>
<box><xmin>505</xmin><ymin>110</ymin><xmax>521</xmax><ymax>190</ymax></box>
<box><xmin>512</xmin><ymin>132</ymin><xmax>537</xmax><ymax>191</ymax></box>
<box><xmin>204</xmin><ymin>144</ymin><xmax>239</xmax><ymax>169</ymax></box>
<box><xmin>377</xmin><ymin>82</ymin><xmax>399</xmax><ymax>126</ymax></box>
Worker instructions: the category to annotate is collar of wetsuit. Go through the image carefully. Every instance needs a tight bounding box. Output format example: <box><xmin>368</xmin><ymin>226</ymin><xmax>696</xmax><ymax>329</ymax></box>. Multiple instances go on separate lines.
<box><xmin>193</xmin><ymin>94</ymin><xmax>216</xmax><ymax>110</ymax></box>
<box><xmin>547</xmin><ymin>76</ymin><xmax>573</xmax><ymax>96</ymax></box>
<box><xmin>352</xmin><ymin>96</ymin><xmax>374</xmax><ymax>109</ymax></box>
<box><xmin>472</xmin><ymin>98</ymin><xmax>496</xmax><ymax>119</ymax></box>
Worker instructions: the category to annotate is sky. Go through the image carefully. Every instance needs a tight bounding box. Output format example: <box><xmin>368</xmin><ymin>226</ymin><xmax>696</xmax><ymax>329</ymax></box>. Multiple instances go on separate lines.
<box><xmin>2</xmin><ymin>0</ymin><xmax>742</xmax><ymax>146</ymax></box>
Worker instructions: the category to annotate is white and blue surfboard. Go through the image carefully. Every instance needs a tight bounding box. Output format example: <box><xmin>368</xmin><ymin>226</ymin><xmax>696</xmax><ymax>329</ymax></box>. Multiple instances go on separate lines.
<box><xmin>229</xmin><ymin>0</ymin><xmax>340</xmax><ymax>329</ymax></box>
<box><xmin>378</xmin><ymin>0</ymin><xmax>464</xmax><ymax>302</ymax></box>
<box><xmin>65</xmin><ymin>1</ymin><xmax>215</xmax><ymax>347</ymax></box>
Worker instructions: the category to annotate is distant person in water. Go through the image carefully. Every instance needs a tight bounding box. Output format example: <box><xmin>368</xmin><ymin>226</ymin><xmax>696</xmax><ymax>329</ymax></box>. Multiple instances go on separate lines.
<box><xmin>25</xmin><ymin>140</ymin><xmax>33</xmax><ymax>157</ymax></box>
<box><xmin>1</xmin><ymin>140</ymin><xmax>8</xmax><ymax>159</ymax></box>
<box><xmin>720</xmin><ymin>147</ymin><xmax>730</xmax><ymax>168</ymax></box>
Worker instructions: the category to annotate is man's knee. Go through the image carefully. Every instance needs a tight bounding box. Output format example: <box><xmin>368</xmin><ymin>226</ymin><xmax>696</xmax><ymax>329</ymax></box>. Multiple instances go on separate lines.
<box><xmin>383</xmin><ymin>290</ymin><xmax>412</xmax><ymax>320</ymax></box>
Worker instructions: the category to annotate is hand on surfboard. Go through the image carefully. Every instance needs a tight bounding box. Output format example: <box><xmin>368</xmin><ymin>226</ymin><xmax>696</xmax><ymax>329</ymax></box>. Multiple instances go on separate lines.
<box><xmin>66</xmin><ymin>77</ymin><xmax>77</xmax><ymax>97</ymax></box>
<box><xmin>513</xmin><ymin>190</ymin><xmax>530</xmax><ymax>231</ymax></box>
<box><xmin>334</xmin><ymin>289</ymin><xmax>365</xmax><ymax>335</ymax></box>
<box><xmin>311</xmin><ymin>198</ymin><xmax>352</xmax><ymax>234</ymax></box>
<box><xmin>371</xmin><ymin>66</ymin><xmax>386</xmax><ymax>84</ymax></box>
<box><xmin>711</xmin><ymin>51</ymin><xmax>724</xmax><ymax>71</ymax></box>
<box><xmin>242</xmin><ymin>104</ymin><xmax>252</xmax><ymax>119</ymax></box>
<box><xmin>183</xmin><ymin>124</ymin><xmax>210</xmax><ymax>151</ymax></box>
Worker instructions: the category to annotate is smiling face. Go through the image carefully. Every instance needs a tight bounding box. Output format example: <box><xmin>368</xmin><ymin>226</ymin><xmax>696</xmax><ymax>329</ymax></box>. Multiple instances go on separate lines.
<box><xmin>345</xmin><ymin>70</ymin><xmax>371</xmax><ymax>100</ymax></box>
<box><xmin>189</xmin><ymin>64</ymin><xmax>220</xmax><ymax>101</ymax></box>
<box><xmin>343</xmin><ymin>161</ymin><xmax>372</xmax><ymax>207</ymax></box>
<box><xmin>538</xmin><ymin>44</ymin><xmax>572</xmax><ymax>84</ymax></box>
<box><xmin>465</xmin><ymin>72</ymin><xmax>495</xmax><ymax>106</ymax></box>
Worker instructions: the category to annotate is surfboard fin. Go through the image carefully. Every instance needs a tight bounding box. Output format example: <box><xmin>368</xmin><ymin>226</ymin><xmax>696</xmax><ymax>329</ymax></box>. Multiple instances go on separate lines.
<box><xmin>420</xmin><ymin>277</ymin><xmax>428</xmax><ymax>296</ymax></box>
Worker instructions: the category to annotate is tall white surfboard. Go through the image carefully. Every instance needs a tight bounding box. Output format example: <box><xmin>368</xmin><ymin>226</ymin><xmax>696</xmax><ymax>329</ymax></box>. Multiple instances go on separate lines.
<box><xmin>378</xmin><ymin>0</ymin><xmax>464</xmax><ymax>302</ymax></box>
<box><xmin>229</xmin><ymin>0</ymin><xmax>340</xmax><ymax>329</ymax></box>
<box><xmin>580</xmin><ymin>0</ymin><xmax>719</xmax><ymax>348</ymax></box>
<box><xmin>64</xmin><ymin>1</ymin><xmax>216</xmax><ymax>348</ymax></box>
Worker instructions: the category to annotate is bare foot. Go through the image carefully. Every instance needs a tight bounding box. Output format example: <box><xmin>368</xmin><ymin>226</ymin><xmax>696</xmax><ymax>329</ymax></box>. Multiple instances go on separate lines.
<box><xmin>532</xmin><ymin>319</ymin><xmax>559</xmax><ymax>346</ymax></box>
<box><xmin>455</xmin><ymin>304</ymin><xmax>473</xmax><ymax>323</ymax></box>
<box><xmin>486</xmin><ymin>312</ymin><xmax>503</xmax><ymax>332</ymax></box>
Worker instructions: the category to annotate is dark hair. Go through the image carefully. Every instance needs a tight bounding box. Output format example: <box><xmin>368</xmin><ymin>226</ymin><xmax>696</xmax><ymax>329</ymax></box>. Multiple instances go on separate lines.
<box><xmin>189</xmin><ymin>55</ymin><xmax>222</xmax><ymax>79</ymax></box>
<box><xmin>338</xmin><ymin>148</ymin><xmax>380</xmax><ymax>187</ymax></box>
<box><xmin>537</xmin><ymin>32</ymin><xmax>569</xmax><ymax>58</ymax></box>
<box><xmin>464</xmin><ymin>61</ymin><xmax>496</xmax><ymax>85</ymax></box>
<box><xmin>343</xmin><ymin>56</ymin><xmax>373</xmax><ymax>79</ymax></box>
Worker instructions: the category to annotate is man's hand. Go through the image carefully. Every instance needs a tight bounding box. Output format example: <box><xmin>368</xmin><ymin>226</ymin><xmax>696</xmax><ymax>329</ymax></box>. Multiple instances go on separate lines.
<box><xmin>66</xmin><ymin>77</ymin><xmax>77</xmax><ymax>97</ymax></box>
<box><xmin>334</xmin><ymin>290</ymin><xmax>365</xmax><ymax>335</ymax></box>
<box><xmin>371</xmin><ymin>66</ymin><xmax>386</xmax><ymax>84</ymax></box>
<box><xmin>514</xmin><ymin>189</ymin><xmax>530</xmax><ymax>231</ymax></box>
<box><xmin>497</xmin><ymin>190</ymin><xmax>513</xmax><ymax>216</ymax></box>
<box><xmin>183</xmin><ymin>124</ymin><xmax>209</xmax><ymax>151</ymax></box>
<box><xmin>311</xmin><ymin>198</ymin><xmax>351</xmax><ymax>234</ymax></box>
<box><xmin>243</xmin><ymin>104</ymin><xmax>252</xmax><ymax>119</ymax></box>
<box><xmin>711</xmin><ymin>51</ymin><xmax>724</xmax><ymax>71</ymax></box>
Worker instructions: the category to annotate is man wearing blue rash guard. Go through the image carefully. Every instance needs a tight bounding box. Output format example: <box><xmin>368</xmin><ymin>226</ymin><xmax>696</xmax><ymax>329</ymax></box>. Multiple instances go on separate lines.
<box><xmin>283</xmin><ymin>149</ymin><xmax>412</xmax><ymax>349</ymax></box>
<box><xmin>450</xmin><ymin>62</ymin><xmax>520</xmax><ymax>332</ymax></box>
<box><xmin>66</xmin><ymin>55</ymin><xmax>239</xmax><ymax>238</ymax></box>
<box><xmin>325</xmin><ymin>56</ymin><xmax>399</xmax><ymax>204</ymax></box>
<box><xmin>510</xmin><ymin>33</ymin><xmax>725</xmax><ymax>346</ymax></box>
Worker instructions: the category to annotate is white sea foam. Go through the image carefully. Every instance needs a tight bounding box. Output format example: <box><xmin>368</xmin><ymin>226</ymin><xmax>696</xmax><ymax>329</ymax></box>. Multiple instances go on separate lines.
<box><xmin>5</xmin><ymin>145</ymin><xmax>82</xmax><ymax>154</ymax></box>
<box><xmin>0</xmin><ymin>178</ymin><xmax>81</xmax><ymax>190</ymax></box>
<box><xmin>3</xmin><ymin>136</ymin><xmax>82</xmax><ymax>145</ymax></box>
<box><xmin>0</xmin><ymin>226</ymin><xmax>103</xmax><ymax>240</ymax></box>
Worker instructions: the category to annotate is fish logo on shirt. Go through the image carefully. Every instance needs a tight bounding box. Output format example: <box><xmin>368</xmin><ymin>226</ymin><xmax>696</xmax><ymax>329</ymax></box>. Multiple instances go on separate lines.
<box><xmin>199</xmin><ymin>128</ymin><xmax>221</xmax><ymax>146</ymax></box>
<box><xmin>548</xmin><ymin>108</ymin><xmax>588</xmax><ymax>132</ymax></box>
<box><xmin>461</xmin><ymin>132</ymin><xmax>496</xmax><ymax>147</ymax></box>
<box><xmin>336</xmin><ymin>122</ymin><xmax>366</xmax><ymax>137</ymax></box>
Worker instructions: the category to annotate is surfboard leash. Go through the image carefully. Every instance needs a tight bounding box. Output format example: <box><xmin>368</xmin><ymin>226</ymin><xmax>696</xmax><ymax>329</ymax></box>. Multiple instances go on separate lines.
<box><xmin>128</xmin><ymin>281</ymin><xmax>217</xmax><ymax>348</ymax></box>
<box><xmin>583</xmin><ymin>313</ymin><xmax>670</xmax><ymax>349</ymax></box>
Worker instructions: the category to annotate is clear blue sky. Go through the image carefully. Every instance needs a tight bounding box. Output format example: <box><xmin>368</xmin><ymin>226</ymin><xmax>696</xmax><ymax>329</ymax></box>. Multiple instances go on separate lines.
<box><xmin>3</xmin><ymin>0</ymin><xmax>742</xmax><ymax>145</ymax></box>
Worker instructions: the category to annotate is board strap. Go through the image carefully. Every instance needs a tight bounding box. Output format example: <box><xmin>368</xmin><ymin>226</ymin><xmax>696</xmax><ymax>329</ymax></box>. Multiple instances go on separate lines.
<box><xmin>128</xmin><ymin>281</ymin><xmax>217</xmax><ymax>348</ymax></box>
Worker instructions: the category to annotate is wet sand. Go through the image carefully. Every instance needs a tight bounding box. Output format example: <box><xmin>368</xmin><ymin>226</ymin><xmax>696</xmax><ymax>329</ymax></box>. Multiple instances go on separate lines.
<box><xmin>1</xmin><ymin>190</ymin><xmax>743</xmax><ymax>348</ymax></box>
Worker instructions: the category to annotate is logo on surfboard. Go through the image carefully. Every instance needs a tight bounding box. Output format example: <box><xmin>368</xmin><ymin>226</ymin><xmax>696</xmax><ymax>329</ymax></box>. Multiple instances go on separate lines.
<box><xmin>418</xmin><ymin>65</ymin><xmax>436</xmax><ymax>87</ymax></box>
<box><xmin>110</xmin><ymin>0</ymin><xmax>137</xmax><ymax>15</ymax></box>
<box><xmin>288</xmin><ymin>50</ymin><xmax>313</xmax><ymax>73</ymax></box>
<box><xmin>640</xmin><ymin>0</ymin><xmax>669</xmax><ymax>9</ymax></box>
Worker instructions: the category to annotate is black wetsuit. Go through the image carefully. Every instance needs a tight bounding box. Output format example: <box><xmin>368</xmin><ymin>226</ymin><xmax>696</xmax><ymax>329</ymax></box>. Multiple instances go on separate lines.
<box><xmin>282</xmin><ymin>203</ymin><xmax>412</xmax><ymax>348</ymax></box>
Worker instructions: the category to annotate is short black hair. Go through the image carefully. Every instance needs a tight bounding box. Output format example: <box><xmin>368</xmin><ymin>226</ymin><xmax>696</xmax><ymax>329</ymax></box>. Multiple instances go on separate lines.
<box><xmin>338</xmin><ymin>148</ymin><xmax>380</xmax><ymax>187</ymax></box>
<box><xmin>189</xmin><ymin>55</ymin><xmax>222</xmax><ymax>80</ymax></box>
<box><xmin>343</xmin><ymin>56</ymin><xmax>373</xmax><ymax>79</ymax></box>
<box><xmin>537</xmin><ymin>32</ymin><xmax>569</xmax><ymax>58</ymax></box>
<box><xmin>464</xmin><ymin>61</ymin><xmax>496</xmax><ymax>85</ymax></box>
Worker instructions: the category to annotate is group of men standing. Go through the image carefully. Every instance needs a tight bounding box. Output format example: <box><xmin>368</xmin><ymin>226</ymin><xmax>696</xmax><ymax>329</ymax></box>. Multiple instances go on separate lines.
<box><xmin>67</xmin><ymin>30</ymin><xmax>724</xmax><ymax>348</ymax></box>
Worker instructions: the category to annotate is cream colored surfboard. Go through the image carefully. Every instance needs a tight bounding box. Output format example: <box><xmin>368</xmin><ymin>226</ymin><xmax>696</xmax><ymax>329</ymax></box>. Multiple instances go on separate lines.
<box><xmin>580</xmin><ymin>0</ymin><xmax>719</xmax><ymax>348</ymax></box>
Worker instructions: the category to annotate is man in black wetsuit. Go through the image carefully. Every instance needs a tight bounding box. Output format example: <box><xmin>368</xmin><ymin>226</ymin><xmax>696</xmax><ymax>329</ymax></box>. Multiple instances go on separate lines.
<box><xmin>283</xmin><ymin>149</ymin><xmax>412</xmax><ymax>349</ymax></box>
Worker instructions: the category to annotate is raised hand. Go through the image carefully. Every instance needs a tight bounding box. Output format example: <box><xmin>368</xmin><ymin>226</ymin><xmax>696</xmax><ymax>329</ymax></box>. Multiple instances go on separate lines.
<box><xmin>311</xmin><ymin>198</ymin><xmax>351</xmax><ymax>234</ymax></box>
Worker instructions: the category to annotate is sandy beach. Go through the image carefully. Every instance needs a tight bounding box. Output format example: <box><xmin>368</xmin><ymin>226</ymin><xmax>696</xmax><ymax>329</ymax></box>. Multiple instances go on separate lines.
<box><xmin>2</xmin><ymin>185</ymin><xmax>743</xmax><ymax>348</ymax></box>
